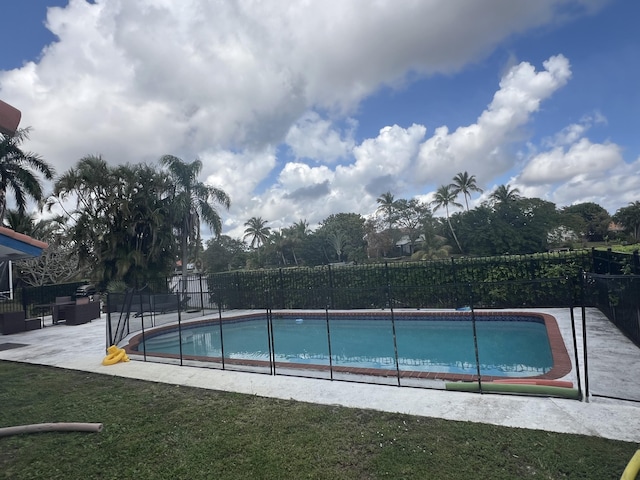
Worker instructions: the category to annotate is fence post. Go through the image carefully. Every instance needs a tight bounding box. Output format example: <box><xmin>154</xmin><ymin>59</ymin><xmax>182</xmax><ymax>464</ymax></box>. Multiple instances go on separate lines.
<box><xmin>279</xmin><ymin>268</ymin><xmax>285</xmax><ymax>309</ymax></box>
<box><xmin>198</xmin><ymin>274</ymin><xmax>204</xmax><ymax>313</ymax></box>
<box><xmin>328</xmin><ymin>264</ymin><xmax>334</xmax><ymax>309</ymax></box>
<box><xmin>633</xmin><ymin>250</ymin><xmax>640</xmax><ymax>275</ymax></box>
<box><xmin>21</xmin><ymin>285</ymin><xmax>28</xmax><ymax>316</ymax></box>
<box><xmin>106</xmin><ymin>293</ymin><xmax>113</xmax><ymax>349</ymax></box>
<box><xmin>580</xmin><ymin>272</ymin><xmax>590</xmax><ymax>400</ymax></box>
<box><xmin>384</xmin><ymin>262</ymin><xmax>390</xmax><ymax>309</ymax></box>
<box><xmin>469</xmin><ymin>284</ymin><xmax>483</xmax><ymax>393</ymax></box>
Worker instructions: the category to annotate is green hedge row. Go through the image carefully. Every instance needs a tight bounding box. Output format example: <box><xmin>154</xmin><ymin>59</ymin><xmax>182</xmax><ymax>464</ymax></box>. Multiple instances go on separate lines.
<box><xmin>207</xmin><ymin>251</ymin><xmax>593</xmax><ymax>310</ymax></box>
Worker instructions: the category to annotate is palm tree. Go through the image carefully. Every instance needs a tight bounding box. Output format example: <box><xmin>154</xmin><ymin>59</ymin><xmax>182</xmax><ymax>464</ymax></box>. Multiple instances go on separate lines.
<box><xmin>269</xmin><ymin>230</ymin><xmax>288</xmax><ymax>265</ymax></box>
<box><xmin>613</xmin><ymin>201</ymin><xmax>640</xmax><ymax>241</ymax></box>
<box><xmin>50</xmin><ymin>157</ymin><xmax>179</xmax><ymax>285</ymax></box>
<box><xmin>243</xmin><ymin>217</ymin><xmax>271</xmax><ymax>249</ymax></box>
<box><xmin>0</xmin><ymin>128</ymin><xmax>54</xmax><ymax>222</ymax></box>
<box><xmin>450</xmin><ymin>171</ymin><xmax>483</xmax><ymax>211</ymax></box>
<box><xmin>376</xmin><ymin>191</ymin><xmax>397</xmax><ymax>230</ymax></box>
<box><xmin>489</xmin><ymin>184</ymin><xmax>521</xmax><ymax>206</ymax></box>
<box><xmin>160</xmin><ymin>155</ymin><xmax>231</xmax><ymax>281</ymax></box>
<box><xmin>327</xmin><ymin>231</ymin><xmax>348</xmax><ymax>262</ymax></box>
<box><xmin>4</xmin><ymin>209</ymin><xmax>55</xmax><ymax>240</ymax></box>
<box><xmin>284</xmin><ymin>219</ymin><xmax>310</xmax><ymax>265</ymax></box>
<box><xmin>430</xmin><ymin>184</ymin><xmax>463</xmax><ymax>253</ymax></box>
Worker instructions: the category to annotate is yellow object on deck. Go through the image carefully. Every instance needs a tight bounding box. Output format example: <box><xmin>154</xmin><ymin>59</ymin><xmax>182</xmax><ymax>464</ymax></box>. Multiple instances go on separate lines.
<box><xmin>102</xmin><ymin>345</ymin><xmax>130</xmax><ymax>366</ymax></box>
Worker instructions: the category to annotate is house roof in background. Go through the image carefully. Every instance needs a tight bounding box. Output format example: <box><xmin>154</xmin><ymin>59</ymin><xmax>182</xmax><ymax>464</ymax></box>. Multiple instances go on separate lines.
<box><xmin>0</xmin><ymin>226</ymin><xmax>48</xmax><ymax>261</ymax></box>
<box><xmin>0</xmin><ymin>99</ymin><xmax>21</xmax><ymax>136</ymax></box>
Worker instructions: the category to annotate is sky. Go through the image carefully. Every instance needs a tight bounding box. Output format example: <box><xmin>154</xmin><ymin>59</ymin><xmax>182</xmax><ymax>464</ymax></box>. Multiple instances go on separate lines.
<box><xmin>1</xmin><ymin>0</ymin><xmax>639</xmax><ymax>240</ymax></box>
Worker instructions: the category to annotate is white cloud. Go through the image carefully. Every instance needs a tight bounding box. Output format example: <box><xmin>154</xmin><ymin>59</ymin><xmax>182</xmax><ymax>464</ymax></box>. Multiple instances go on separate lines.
<box><xmin>285</xmin><ymin>112</ymin><xmax>355</xmax><ymax>163</ymax></box>
<box><xmin>414</xmin><ymin>55</ymin><xmax>572</xmax><ymax>187</ymax></box>
<box><xmin>2</xmin><ymin>2</ymin><xmax>586</xmax><ymax>168</ymax></box>
<box><xmin>520</xmin><ymin>138</ymin><xmax>621</xmax><ymax>184</ymax></box>
<box><xmin>542</xmin><ymin>112</ymin><xmax>607</xmax><ymax>147</ymax></box>
<box><xmin>1</xmin><ymin>0</ymin><xmax>632</xmax><ymax>237</ymax></box>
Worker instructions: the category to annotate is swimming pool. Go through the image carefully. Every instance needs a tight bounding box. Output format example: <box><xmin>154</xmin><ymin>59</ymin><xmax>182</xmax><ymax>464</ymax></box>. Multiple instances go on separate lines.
<box><xmin>126</xmin><ymin>311</ymin><xmax>572</xmax><ymax>381</ymax></box>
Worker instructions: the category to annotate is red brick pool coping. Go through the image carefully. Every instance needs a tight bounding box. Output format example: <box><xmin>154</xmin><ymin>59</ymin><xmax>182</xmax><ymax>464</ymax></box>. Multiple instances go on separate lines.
<box><xmin>124</xmin><ymin>310</ymin><xmax>572</xmax><ymax>382</ymax></box>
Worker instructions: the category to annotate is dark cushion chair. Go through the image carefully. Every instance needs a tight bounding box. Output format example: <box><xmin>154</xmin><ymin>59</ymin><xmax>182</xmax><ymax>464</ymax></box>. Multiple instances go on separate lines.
<box><xmin>0</xmin><ymin>311</ymin><xmax>42</xmax><ymax>334</ymax></box>
<box><xmin>53</xmin><ymin>296</ymin><xmax>73</xmax><ymax>324</ymax></box>
<box><xmin>65</xmin><ymin>300</ymin><xmax>101</xmax><ymax>325</ymax></box>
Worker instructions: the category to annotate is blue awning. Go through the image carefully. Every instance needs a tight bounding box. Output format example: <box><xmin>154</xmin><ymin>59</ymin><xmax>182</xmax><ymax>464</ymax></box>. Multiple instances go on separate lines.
<box><xmin>0</xmin><ymin>227</ymin><xmax>48</xmax><ymax>261</ymax></box>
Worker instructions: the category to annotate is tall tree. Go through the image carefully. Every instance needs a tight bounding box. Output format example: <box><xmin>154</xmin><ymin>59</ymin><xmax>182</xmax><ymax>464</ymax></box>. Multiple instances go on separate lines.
<box><xmin>489</xmin><ymin>184</ymin><xmax>521</xmax><ymax>205</ymax></box>
<box><xmin>560</xmin><ymin>202</ymin><xmax>611</xmax><ymax>242</ymax></box>
<box><xmin>316</xmin><ymin>213</ymin><xmax>367</xmax><ymax>263</ymax></box>
<box><xmin>243</xmin><ymin>216</ymin><xmax>271</xmax><ymax>249</ymax></box>
<box><xmin>364</xmin><ymin>217</ymin><xmax>394</xmax><ymax>259</ymax></box>
<box><xmin>394</xmin><ymin>198</ymin><xmax>432</xmax><ymax>254</ymax></box>
<box><xmin>160</xmin><ymin>155</ymin><xmax>231</xmax><ymax>281</ymax></box>
<box><xmin>203</xmin><ymin>235</ymin><xmax>247</xmax><ymax>272</ymax></box>
<box><xmin>50</xmin><ymin>157</ymin><xmax>179</xmax><ymax>286</ymax></box>
<box><xmin>0</xmin><ymin>128</ymin><xmax>54</xmax><ymax>222</ymax></box>
<box><xmin>431</xmin><ymin>184</ymin><xmax>463</xmax><ymax>253</ymax></box>
<box><xmin>613</xmin><ymin>201</ymin><xmax>640</xmax><ymax>241</ymax></box>
<box><xmin>4</xmin><ymin>209</ymin><xmax>50</xmax><ymax>239</ymax></box>
<box><xmin>283</xmin><ymin>219</ymin><xmax>310</xmax><ymax>265</ymax></box>
<box><xmin>450</xmin><ymin>171</ymin><xmax>483</xmax><ymax>211</ymax></box>
<box><xmin>375</xmin><ymin>191</ymin><xmax>397</xmax><ymax>230</ymax></box>
<box><xmin>268</xmin><ymin>230</ymin><xmax>290</xmax><ymax>266</ymax></box>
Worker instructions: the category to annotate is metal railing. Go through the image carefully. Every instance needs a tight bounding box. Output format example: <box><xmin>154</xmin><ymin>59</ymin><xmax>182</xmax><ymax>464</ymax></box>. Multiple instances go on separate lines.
<box><xmin>584</xmin><ymin>272</ymin><xmax>640</xmax><ymax>347</ymax></box>
<box><xmin>107</xmin><ymin>279</ymin><xmax>589</xmax><ymax>399</ymax></box>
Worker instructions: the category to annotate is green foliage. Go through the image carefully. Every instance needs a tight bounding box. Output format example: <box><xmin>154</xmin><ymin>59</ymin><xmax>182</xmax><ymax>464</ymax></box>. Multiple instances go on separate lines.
<box><xmin>613</xmin><ymin>201</ymin><xmax>640</xmax><ymax>241</ymax></box>
<box><xmin>455</xmin><ymin>198</ymin><xmax>558</xmax><ymax>255</ymax></box>
<box><xmin>316</xmin><ymin>213</ymin><xmax>368</xmax><ymax>263</ymax></box>
<box><xmin>203</xmin><ymin>235</ymin><xmax>248</xmax><ymax>272</ymax></box>
<box><xmin>561</xmin><ymin>202</ymin><xmax>611</xmax><ymax>242</ymax></box>
<box><xmin>106</xmin><ymin>279</ymin><xmax>127</xmax><ymax>293</ymax></box>
<box><xmin>49</xmin><ymin>157</ymin><xmax>178</xmax><ymax>286</ymax></box>
<box><xmin>160</xmin><ymin>155</ymin><xmax>231</xmax><ymax>281</ymax></box>
<box><xmin>0</xmin><ymin>127</ymin><xmax>55</xmax><ymax>221</ymax></box>
<box><xmin>601</xmin><ymin>244</ymin><xmax>640</xmax><ymax>253</ymax></box>
<box><xmin>208</xmin><ymin>251</ymin><xmax>593</xmax><ymax>310</ymax></box>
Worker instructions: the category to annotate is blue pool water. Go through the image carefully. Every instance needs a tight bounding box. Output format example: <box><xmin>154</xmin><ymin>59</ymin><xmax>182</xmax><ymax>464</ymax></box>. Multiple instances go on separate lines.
<box><xmin>135</xmin><ymin>314</ymin><xmax>554</xmax><ymax>377</ymax></box>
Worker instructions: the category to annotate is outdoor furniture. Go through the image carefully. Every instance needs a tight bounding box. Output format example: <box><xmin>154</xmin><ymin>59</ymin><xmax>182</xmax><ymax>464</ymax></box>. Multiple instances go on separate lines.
<box><xmin>52</xmin><ymin>296</ymin><xmax>74</xmax><ymax>324</ymax></box>
<box><xmin>0</xmin><ymin>311</ymin><xmax>42</xmax><ymax>335</ymax></box>
<box><xmin>46</xmin><ymin>296</ymin><xmax>100</xmax><ymax>326</ymax></box>
<box><xmin>65</xmin><ymin>299</ymin><xmax>100</xmax><ymax>325</ymax></box>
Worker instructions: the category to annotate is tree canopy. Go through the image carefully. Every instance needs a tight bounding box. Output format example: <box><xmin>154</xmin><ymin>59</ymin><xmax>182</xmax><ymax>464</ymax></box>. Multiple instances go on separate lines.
<box><xmin>0</xmin><ymin>128</ymin><xmax>54</xmax><ymax>222</ymax></box>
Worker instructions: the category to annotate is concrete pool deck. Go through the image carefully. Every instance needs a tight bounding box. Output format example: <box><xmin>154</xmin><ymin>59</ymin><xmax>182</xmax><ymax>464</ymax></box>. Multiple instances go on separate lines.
<box><xmin>1</xmin><ymin>307</ymin><xmax>639</xmax><ymax>443</ymax></box>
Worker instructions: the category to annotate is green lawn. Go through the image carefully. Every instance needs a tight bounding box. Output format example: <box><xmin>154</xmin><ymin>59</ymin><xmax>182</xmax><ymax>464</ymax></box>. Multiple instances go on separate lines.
<box><xmin>0</xmin><ymin>361</ymin><xmax>636</xmax><ymax>479</ymax></box>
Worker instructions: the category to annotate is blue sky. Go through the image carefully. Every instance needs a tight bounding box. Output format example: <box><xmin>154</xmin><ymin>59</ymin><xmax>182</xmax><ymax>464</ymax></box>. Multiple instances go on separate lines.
<box><xmin>1</xmin><ymin>1</ymin><xmax>638</xmax><ymax>239</ymax></box>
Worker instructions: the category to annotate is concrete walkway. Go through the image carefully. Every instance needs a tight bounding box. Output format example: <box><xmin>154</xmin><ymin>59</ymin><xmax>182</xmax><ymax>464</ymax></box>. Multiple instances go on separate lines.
<box><xmin>1</xmin><ymin>308</ymin><xmax>639</xmax><ymax>443</ymax></box>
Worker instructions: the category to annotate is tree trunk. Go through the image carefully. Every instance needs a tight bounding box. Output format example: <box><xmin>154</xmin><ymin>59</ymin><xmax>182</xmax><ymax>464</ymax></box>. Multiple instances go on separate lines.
<box><xmin>181</xmin><ymin>218</ymin><xmax>188</xmax><ymax>292</ymax></box>
<box><xmin>445</xmin><ymin>206</ymin><xmax>463</xmax><ymax>254</ymax></box>
<box><xmin>0</xmin><ymin>189</ymin><xmax>6</xmax><ymax>223</ymax></box>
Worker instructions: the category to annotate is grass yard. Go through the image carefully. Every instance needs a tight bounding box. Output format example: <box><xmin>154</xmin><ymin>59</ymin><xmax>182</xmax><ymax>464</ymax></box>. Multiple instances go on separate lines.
<box><xmin>0</xmin><ymin>361</ymin><xmax>637</xmax><ymax>479</ymax></box>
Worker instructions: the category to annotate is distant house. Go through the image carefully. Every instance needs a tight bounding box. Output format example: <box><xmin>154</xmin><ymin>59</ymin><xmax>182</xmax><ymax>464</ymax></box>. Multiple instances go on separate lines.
<box><xmin>395</xmin><ymin>234</ymin><xmax>426</xmax><ymax>256</ymax></box>
<box><xmin>607</xmin><ymin>221</ymin><xmax>625</xmax><ymax>234</ymax></box>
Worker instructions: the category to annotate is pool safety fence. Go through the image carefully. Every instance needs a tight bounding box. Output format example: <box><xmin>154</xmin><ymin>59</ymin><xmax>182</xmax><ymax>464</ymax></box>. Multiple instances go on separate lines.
<box><xmin>584</xmin><ymin>272</ymin><xmax>640</xmax><ymax>348</ymax></box>
<box><xmin>591</xmin><ymin>248</ymin><xmax>640</xmax><ymax>275</ymax></box>
<box><xmin>105</xmin><ymin>275</ymin><xmax>640</xmax><ymax>403</ymax></box>
<box><xmin>106</xmin><ymin>279</ymin><xmax>582</xmax><ymax>397</ymax></box>
<box><xmin>0</xmin><ymin>281</ymin><xmax>86</xmax><ymax>316</ymax></box>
